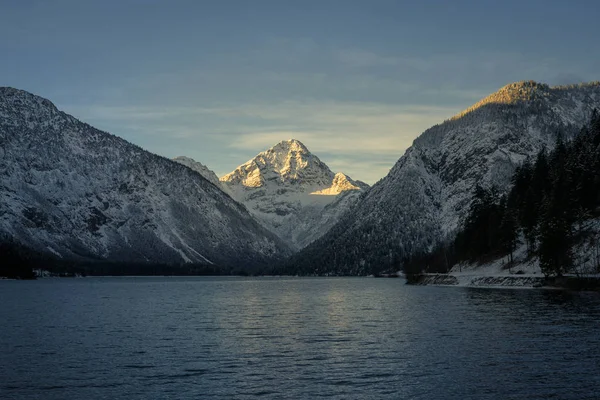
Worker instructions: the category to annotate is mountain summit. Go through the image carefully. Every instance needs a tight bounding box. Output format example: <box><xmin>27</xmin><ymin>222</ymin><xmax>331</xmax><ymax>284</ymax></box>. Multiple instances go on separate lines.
<box><xmin>221</xmin><ymin>139</ymin><xmax>336</xmax><ymax>189</ymax></box>
<box><xmin>219</xmin><ymin>139</ymin><xmax>369</xmax><ymax>249</ymax></box>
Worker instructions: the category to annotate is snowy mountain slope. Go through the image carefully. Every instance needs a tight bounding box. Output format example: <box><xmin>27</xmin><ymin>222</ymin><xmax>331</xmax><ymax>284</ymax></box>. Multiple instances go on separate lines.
<box><xmin>285</xmin><ymin>81</ymin><xmax>600</xmax><ymax>275</ymax></box>
<box><xmin>219</xmin><ymin>139</ymin><xmax>369</xmax><ymax>249</ymax></box>
<box><xmin>173</xmin><ymin>156</ymin><xmax>233</xmax><ymax>196</ymax></box>
<box><xmin>0</xmin><ymin>87</ymin><xmax>291</xmax><ymax>269</ymax></box>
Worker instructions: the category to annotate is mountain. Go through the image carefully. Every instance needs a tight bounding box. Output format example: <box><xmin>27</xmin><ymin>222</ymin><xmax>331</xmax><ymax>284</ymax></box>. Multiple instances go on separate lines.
<box><xmin>173</xmin><ymin>156</ymin><xmax>232</xmax><ymax>196</ymax></box>
<box><xmin>219</xmin><ymin>139</ymin><xmax>369</xmax><ymax>249</ymax></box>
<box><xmin>0</xmin><ymin>87</ymin><xmax>291</xmax><ymax>270</ymax></box>
<box><xmin>284</xmin><ymin>81</ymin><xmax>600</xmax><ymax>275</ymax></box>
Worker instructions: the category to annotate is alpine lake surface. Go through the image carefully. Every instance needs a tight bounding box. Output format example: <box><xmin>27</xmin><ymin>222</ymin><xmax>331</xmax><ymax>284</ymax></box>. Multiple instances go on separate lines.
<box><xmin>1</xmin><ymin>277</ymin><xmax>599</xmax><ymax>399</ymax></box>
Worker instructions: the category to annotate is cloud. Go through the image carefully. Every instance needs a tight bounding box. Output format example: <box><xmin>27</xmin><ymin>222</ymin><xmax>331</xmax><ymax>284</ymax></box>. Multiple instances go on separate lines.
<box><xmin>334</xmin><ymin>48</ymin><xmax>433</xmax><ymax>71</ymax></box>
<box><xmin>214</xmin><ymin>101</ymin><xmax>456</xmax><ymax>149</ymax></box>
<box><xmin>335</xmin><ymin>49</ymin><xmax>402</xmax><ymax>68</ymax></box>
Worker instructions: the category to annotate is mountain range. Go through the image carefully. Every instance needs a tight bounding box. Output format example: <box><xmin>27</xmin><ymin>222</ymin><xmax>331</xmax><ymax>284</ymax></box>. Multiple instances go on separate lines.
<box><xmin>175</xmin><ymin>140</ymin><xmax>369</xmax><ymax>250</ymax></box>
<box><xmin>3</xmin><ymin>81</ymin><xmax>600</xmax><ymax>275</ymax></box>
<box><xmin>283</xmin><ymin>81</ymin><xmax>600</xmax><ymax>275</ymax></box>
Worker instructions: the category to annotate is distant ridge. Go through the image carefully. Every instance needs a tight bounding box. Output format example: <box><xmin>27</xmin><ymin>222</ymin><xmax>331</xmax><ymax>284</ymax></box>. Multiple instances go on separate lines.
<box><xmin>452</xmin><ymin>80</ymin><xmax>600</xmax><ymax>121</ymax></box>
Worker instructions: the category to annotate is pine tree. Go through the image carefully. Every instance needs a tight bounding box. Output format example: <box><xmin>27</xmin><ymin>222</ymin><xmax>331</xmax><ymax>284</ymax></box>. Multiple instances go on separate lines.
<box><xmin>538</xmin><ymin>191</ymin><xmax>573</xmax><ymax>277</ymax></box>
<box><xmin>499</xmin><ymin>204</ymin><xmax>518</xmax><ymax>265</ymax></box>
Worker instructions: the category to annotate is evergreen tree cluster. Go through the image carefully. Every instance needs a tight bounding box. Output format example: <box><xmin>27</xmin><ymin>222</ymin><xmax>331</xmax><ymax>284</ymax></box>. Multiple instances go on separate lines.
<box><xmin>406</xmin><ymin>112</ymin><xmax>600</xmax><ymax>277</ymax></box>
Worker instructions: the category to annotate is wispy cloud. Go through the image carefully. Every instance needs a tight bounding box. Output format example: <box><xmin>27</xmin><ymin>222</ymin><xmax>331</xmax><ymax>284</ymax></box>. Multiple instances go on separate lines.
<box><xmin>222</xmin><ymin>101</ymin><xmax>456</xmax><ymax>153</ymax></box>
<box><xmin>335</xmin><ymin>49</ymin><xmax>403</xmax><ymax>69</ymax></box>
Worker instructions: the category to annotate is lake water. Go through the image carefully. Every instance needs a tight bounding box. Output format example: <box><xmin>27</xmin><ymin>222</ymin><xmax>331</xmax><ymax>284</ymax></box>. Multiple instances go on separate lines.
<box><xmin>1</xmin><ymin>277</ymin><xmax>600</xmax><ymax>399</ymax></box>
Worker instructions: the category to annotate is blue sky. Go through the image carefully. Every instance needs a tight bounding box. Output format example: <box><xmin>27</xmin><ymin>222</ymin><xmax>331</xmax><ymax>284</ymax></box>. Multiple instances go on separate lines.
<box><xmin>1</xmin><ymin>0</ymin><xmax>599</xmax><ymax>183</ymax></box>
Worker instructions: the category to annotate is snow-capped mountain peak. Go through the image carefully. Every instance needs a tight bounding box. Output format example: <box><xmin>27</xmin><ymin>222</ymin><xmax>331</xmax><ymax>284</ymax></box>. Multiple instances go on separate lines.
<box><xmin>218</xmin><ymin>139</ymin><xmax>369</xmax><ymax>249</ymax></box>
<box><xmin>271</xmin><ymin>138</ymin><xmax>310</xmax><ymax>154</ymax></box>
<box><xmin>311</xmin><ymin>172</ymin><xmax>368</xmax><ymax>195</ymax></box>
<box><xmin>220</xmin><ymin>138</ymin><xmax>334</xmax><ymax>189</ymax></box>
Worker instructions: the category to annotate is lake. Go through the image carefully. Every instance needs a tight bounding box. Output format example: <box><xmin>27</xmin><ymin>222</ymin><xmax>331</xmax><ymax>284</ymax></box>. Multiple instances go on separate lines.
<box><xmin>1</xmin><ymin>277</ymin><xmax>599</xmax><ymax>399</ymax></box>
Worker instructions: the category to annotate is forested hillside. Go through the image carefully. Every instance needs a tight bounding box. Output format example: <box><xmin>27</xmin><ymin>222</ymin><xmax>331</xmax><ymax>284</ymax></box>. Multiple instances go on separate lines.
<box><xmin>405</xmin><ymin>112</ymin><xmax>600</xmax><ymax>277</ymax></box>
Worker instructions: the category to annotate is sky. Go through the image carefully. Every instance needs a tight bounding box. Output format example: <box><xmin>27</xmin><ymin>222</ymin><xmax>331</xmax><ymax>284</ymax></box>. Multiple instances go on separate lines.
<box><xmin>1</xmin><ymin>0</ymin><xmax>599</xmax><ymax>184</ymax></box>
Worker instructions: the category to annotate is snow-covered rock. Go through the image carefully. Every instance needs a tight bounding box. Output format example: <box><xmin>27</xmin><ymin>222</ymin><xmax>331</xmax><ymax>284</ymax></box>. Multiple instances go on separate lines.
<box><xmin>288</xmin><ymin>81</ymin><xmax>600</xmax><ymax>274</ymax></box>
<box><xmin>0</xmin><ymin>87</ymin><xmax>290</xmax><ymax>269</ymax></box>
<box><xmin>220</xmin><ymin>139</ymin><xmax>369</xmax><ymax>249</ymax></box>
<box><xmin>312</xmin><ymin>172</ymin><xmax>368</xmax><ymax>195</ymax></box>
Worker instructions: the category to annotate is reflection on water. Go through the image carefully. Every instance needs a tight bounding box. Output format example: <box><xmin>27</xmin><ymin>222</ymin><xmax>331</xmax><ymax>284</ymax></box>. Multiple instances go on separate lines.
<box><xmin>1</xmin><ymin>277</ymin><xmax>599</xmax><ymax>399</ymax></box>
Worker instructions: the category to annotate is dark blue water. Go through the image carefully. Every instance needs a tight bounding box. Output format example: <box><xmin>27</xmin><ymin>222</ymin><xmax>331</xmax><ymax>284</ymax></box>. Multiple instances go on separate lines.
<box><xmin>1</xmin><ymin>277</ymin><xmax>599</xmax><ymax>399</ymax></box>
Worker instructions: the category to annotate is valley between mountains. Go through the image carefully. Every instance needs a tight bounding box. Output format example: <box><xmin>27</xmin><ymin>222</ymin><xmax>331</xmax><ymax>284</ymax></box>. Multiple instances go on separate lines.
<box><xmin>177</xmin><ymin>139</ymin><xmax>368</xmax><ymax>250</ymax></box>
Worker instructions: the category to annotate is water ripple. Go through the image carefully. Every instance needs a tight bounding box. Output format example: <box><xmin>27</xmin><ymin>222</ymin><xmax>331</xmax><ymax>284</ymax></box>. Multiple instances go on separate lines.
<box><xmin>1</xmin><ymin>277</ymin><xmax>599</xmax><ymax>400</ymax></box>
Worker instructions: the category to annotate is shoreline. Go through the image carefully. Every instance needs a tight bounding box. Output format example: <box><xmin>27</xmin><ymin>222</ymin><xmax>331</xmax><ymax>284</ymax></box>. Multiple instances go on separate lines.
<box><xmin>406</xmin><ymin>273</ymin><xmax>600</xmax><ymax>291</ymax></box>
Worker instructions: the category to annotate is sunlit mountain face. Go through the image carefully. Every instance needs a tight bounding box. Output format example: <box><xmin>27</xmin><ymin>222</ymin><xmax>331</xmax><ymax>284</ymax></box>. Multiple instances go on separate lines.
<box><xmin>218</xmin><ymin>139</ymin><xmax>369</xmax><ymax>250</ymax></box>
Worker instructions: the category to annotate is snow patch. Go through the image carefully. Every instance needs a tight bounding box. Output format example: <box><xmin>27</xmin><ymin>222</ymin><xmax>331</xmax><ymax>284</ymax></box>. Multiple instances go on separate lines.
<box><xmin>46</xmin><ymin>246</ymin><xmax>63</xmax><ymax>258</ymax></box>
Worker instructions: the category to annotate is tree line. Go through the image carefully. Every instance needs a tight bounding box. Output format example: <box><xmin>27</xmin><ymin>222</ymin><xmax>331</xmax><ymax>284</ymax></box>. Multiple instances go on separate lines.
<box><xmin>0</xmin><ymin>234</ymin><xmax>250</xmax><ymax>278</ymax></box>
